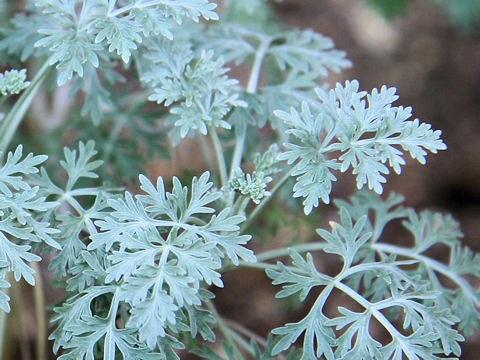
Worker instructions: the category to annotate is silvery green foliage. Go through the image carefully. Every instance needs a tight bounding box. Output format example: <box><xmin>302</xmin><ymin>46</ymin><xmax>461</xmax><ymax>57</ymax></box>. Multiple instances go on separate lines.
<box><xmin>277</xmin><ymin>80</ymin><xmax>447</xmax><ymax>214</ymax></box>
<box><xmin>0</xmin><ymin>146</ymin><xmax>58</xmax><ymax>311</ymax></box>
<box><xmin>0</xmin><ymin>12</ymin><xmax>48</xmax><ymax>61</ymax></box>
<box><xmin>0</xmin><ymin>69</ymin><xmax>30</xmax><ymax>96</ymax></box>
<box><xmin>0</xmin><ymin>0</ymin><xmax>219</xmax><ymax>123</ymax></box>
<box><xmin>230</xmin><ymin>144</ymin><xmax>281</xmax><ymax>204</ymax></box>
<box><xmin>267</xmin><ymin>191</ymin><xmax>473</xmax><ymax>359</ymax></box>
<box><xmin>335</xmin><ymin>192</ymin><xmax>480</xmax><ymax>337</ymax></box>
<box><xmin>30</xmin><ymin>141</ymin><xmax>115</xmax><ymax>282</ymax></box>
<box><xmin>33</xmin><ymin>0</ymin><xmax>218</xmax><ymax>85</ymax></box>
<box><xmin>141</xmin><ymin>38</ymin><xmax>246</xmax><ymax>143</ymax></box>
<box><xmin>45</xmin><ymin>145</ymin><xmax>255</xmax><ymax>358</ymax></box>
<box><xmin>199</xmin><ymin>9</ymin><xmax>352</xmax><ymax>129</ymax></box>
<box><xmin>0</xmin><ymin>0</ymin><xmax>477</xmax><ymax>358</ymax></box>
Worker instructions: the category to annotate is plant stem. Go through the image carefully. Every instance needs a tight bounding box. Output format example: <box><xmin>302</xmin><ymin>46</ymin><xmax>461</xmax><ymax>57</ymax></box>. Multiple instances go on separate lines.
<box><xmin>104</xmin><ymin>290</ymin><xmax>121</xmax><ymax>360</ymax></box>
<box><xmin>372</xmin><ymin>242</ymin><xmax>480</xmax><ymax>307</ymax></box>
<box><xmin>0</xmin><ymin>61</ymin><xmax>50</xmax><ymax>155</ymax></box>
<box><xmin>205</xmin><ymin>300</ymin><xmax>233</xmax><ymax>344</ymax></box>
<box><xmin>31</xmin><ymin>262</ymin><xmax>46</xmax><ymax>360</ymax></box>
<box><xmin>233</xmin><ymin>197</ymin><xmax>250</xmax><ymax>216</ymax></box>
<box><xmin>240</xmin><ymin>169</ymin><xmax>292</xmax><ymax>233</ymax></box>
<box><xmin>0</xmin><ymin>273</ymin><xmax>10</xmax><ymax>360</ymax></box>
<box><xmin>205</xmin><ymin>300</ymin><xmax>246</xmax><ymax>359</ymax></box>
<box><xmin>108</xmin><ymin>0</ymin><xmax>161</xmax><ymax>17</ymax></box>
<box><xmin>255</xmin><ymin>242</ymin><xmax>328</xmax><ymax>262</ymax></box>
<box><xmin>228</xmin><ymin>36</ymin><xmax>272</xmax><ymax>205</ymax></box>
<box><xmin>246</xmin><ymin>37</ymin><xmax>271</xmax><ymax>94</ymax></box>
<box><xmin>102</xmin><ymin>114</ymin><xmax>128</xmax><ymax>172</ymax></box>
<box><xmin>228</xmin><ymin>125</ymin><xmax>246</xmax><ymax>185</ymax></box>
<box><xmin>208</xmin><ymin>125</ymin><xmax>228</xmax><ymax>188</ymax></box>
<box><xmin>333</xmin><ymin>279</ymin><xmax>410</xmax><ymax>353</ymax></box>
<box><xmin>224</xmin><ymin>318</ymin><xmax>268</xmax><ymax>350</ymax></box>
<box><xmin>0</xmin><ymin>308</ymin><xmax>4</xmax><ymax>360</ymax></box>
<box><xmin>237</xmin><ymin>261</ymin><xmax>281</xmax><ymax>271</ymax></box>
<box><xmin>226</xmin><ymin>330</ymin><xmax>253</xmax><ymax>358</ymax></box>
<box><xmin>197</xmin><ymin>134</ymin><xmax>215</xmax><ymax>172</ymax></box>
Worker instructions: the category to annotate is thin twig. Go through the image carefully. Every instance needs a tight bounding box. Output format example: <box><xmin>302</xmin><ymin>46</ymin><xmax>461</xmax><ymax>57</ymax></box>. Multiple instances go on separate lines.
<box><xmin>31</xmin><ymin>262</ymin><xmax>46</xmax><ymax>360</ymax></box>
<box><xmin>208</xmin><ymin>126</ymin><xmax>228</xmax><ymax>188</ymax></box>
<box><xmin>224</xmin><ymin>318</ymin><xmax>286</xmax><ymax>360</ymax></box>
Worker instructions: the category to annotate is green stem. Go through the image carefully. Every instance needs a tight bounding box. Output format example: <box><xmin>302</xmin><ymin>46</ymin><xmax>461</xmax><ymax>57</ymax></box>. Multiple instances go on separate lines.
<box><xmin>246</xmin><ymin>37</ymin><xmax>271</xmax><ymax>94</ymax></box>
<box><xmin>237</xmin><ymin>260</ymin><xmax>280</xmax><ymax>271</ymax></box>
<box><xmin>224</xmin><ymin>319</ymin><xmax>286</xmax><ymax>360</ymax></box>
<box><xmin>102</xmin><ymin>114</ymin><xmax>128</xmax><ymax>172</ymax></box>
<box><xmin>255</xmin><ymin>242</ymin><xmax>328</xmax><ymax>262</ymax></box>
<box><xmin>333</xmin><ymin>279</ymin><xmax>410</xmax><ymax>353</ymax></box>
<box><xmin>104</xmin><ymin>289</ymin><xmax>121</xmax><ymax>360</ymax></box>
<box><xmin>231</xmin><ymin>195</ymin><xmax>245</xmax><ymax>215</ymax></box>
<box><xmin>240</xmin><ymin>169</ymin><xmax>292</xmax><ymax>233</ymax></box>
<box><xmin>225</xmin><ymin>330</ymin><xmax>252</xmax><ymax>358</ymax></box>
<box><xmin>31</xmin><ymin>262</ymin><xmax>46</xmax><ymax>360</ymax></box>
<box><xmin>372</xmin><ymin>242</ymin><xmax>480</xmax><ymax>307</ymax></box>
<box><xmin>0</xmin><ymin>310</ymin><xmax>4</xmax><ymax>360</ymax></box>
<box><xmin>228</xmin><ymin>121</ymin><xmax>246</xmax><ymax>176</ymax></box>
<box><xmin>205</xmin><ymin>300</ymin><xmax>232</xmax><ymax>343</ymax></box>
<box><xmin>227</xmin><ymin>124</ymin><xmax>246</xmax><ymax>206</ymax></box>
<box><xmin>197</xmin><ymin>134</ymin><xmax>215</xmax><ymax>172</ymax></box>
<box><xmin>228</xmin><ymin>37</ymin><xmax>272</xmax><ymax>200</ymax></box>
<box><xmin>238</xmin><ymin>197</ymin><xmax>250</xmax><ymax>215</ymax></box>
<box><xmin>108</xmin><ymin>0</ymin><xmax>159</xmax><ymax>17</ymax></box>
<box><xmin>208</xmin><ymin>125</ymin><xmax>228</xmax><ymax>188</ymax></box>
<box><xmin>0</xmin><ymin>61</ymin><xmax>50</xmax><ymax>155</ymax></box>
<box><xmin>224</xmin><ymin>318</ymin><xmax>268</xmax><ymax>350</ymax></box>
<box><xmin>205</xmin><ymin>300</ymin><xmax>245</xmax><ymax>359</ymax></box>
<box><xmin>0</xmin><ymin>273</ymin><xmax>10</xmax><ymax>360</ymax></box>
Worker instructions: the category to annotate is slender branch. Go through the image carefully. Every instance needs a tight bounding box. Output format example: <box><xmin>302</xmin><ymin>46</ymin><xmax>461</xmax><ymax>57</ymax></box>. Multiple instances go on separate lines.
<box><xmin>240</xmin><ymin>169</ymin><xmax>292</xmax><ymax>233</ymax></box>
<box><xmin>246</xmin><ymin>37</ymin><xmax>271</xmax><ymax>94</ymax></box>
<box><xmin>0</xmin><ymin>307</ymin><xmax>4</xmax><ymax>360</ymax></box>
<box><xmin>255</xmin><ymin>242</ymin><xmax>328</xmax><ymax>262</ymax></box>
<box><xmin>104</xmin><ymin>289</ymin><xmax>121</xmax><ymax>360</ymax></box>
<box><xmin>236</xmin><ymin>261</ymin><xmax>280</xmax><ymax>271</ymax></box>
<box><xmin>225</xmin><ymin>329</ymin><xmax>252</xmax><ymax>359</ymax></box>
<box><xmin>205</xmin><ymin>300</ymin><xmax>247</xmax><ymax>359</ymax></box>
<box><xmin>197</xmin><ymin>134</ymin><xmax>215</xmax><ymax>172</ymax></box>
<box><xmin>224</xmin><ymin>318</ymin><xmax>288</xmax><ymax>360</ymax></box>
<box><xmin>0</xmin><ymin>61</ymin><xmax>51</xmax><ymax>155</ymax></box>
<box><xmin>333</xmin><ymin>279</ymin><xmax>412</xmax><ymax>354</ymax></box>
<box><xmin>230</xmin><ymin>195</ymin><xmax>246</xmax><ymax>215</ymax></box>
<box><xmin>228</xmin><ymin>36</ymin><xmax>272</xmax><ymax>206</ymax></box>
<box><xmin>235</xmin><ymin>197</ymin><xmax>250</xmax><ymax>216</ymax></box>
<box><xmin>102</xmin><ymin>114</ymin><xmax>128</xmax><ymax>173</ymax></box>
<box><xmin>372</xmin><ymin>242</ymin><xmax>480</xmax><ymax>307</ymax></box>
<box><xmin>0</xmin><ymin>273</ymin><xmax>11</xmax><ymax>360</ymax></box>
<box><xmin>108</xmin><ymin>0</ymin><xmax>159</xmax><ymax>17</ymax></box>
<box><xmin>31</xmin><ymin>262</ymin><xmax>46</xmax><ymax>360</ymax></box>
<box><xmin>224</xmin><ymin>318</ymin><xmax>268</xmax><ymax>349</ymax></box>
<box><xmin>228</xmin><ymin>125</ymin><xmax>246</xmax><ymax>184</ymax></box>
<box><xmin>208</xmin><ymin>125</ymin><xmax>228</xmax><ymax>188</ymax></box>
<box><xmin>205</xmin><ymin>300</ymin><xmax>233</xmax><ymax>344</ymax></box>
<box><xmin>227</xmin><ymin>124</ymin><xmax>246</xmax><ymax>207</ymax></box>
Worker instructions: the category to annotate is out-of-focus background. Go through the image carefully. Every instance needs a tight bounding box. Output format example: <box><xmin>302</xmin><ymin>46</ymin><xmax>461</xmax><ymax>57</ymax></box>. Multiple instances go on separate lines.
<box><xmin>1</xmin><ymin>0</ymin><xmax>480</xmax><ymax>359</ymax></box>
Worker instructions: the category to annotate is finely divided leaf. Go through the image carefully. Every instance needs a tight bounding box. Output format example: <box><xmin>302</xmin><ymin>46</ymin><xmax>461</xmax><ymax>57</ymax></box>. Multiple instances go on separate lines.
<box><xmin>278</xmin><ymin>80</ymin><xmax>446</xmax><ymax>214</ymax></box>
